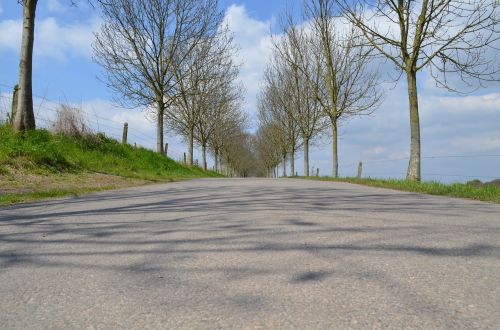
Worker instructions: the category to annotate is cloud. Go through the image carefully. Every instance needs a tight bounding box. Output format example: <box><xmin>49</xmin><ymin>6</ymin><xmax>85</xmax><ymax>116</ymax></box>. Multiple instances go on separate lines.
<box><xmin>363</xmin><ymin>146</ymin><xmax>385</xmax><ymax>156</ymax></box>
<box><xmin>0</xmin><ymin>16</ymin><xmax>101</xmax><ymax>62</ymax></box>
<box><xmin>0</xmin><ymin>19</ymin><xmax>21</xmax><ymax>53</ymax></box>
<box><xmin>47</xmin><ymin>0</ymin><xmax>66</xmax><ymax>13</ymax></box>
<box><xmin>223</xmin><ymin>5</ymin><xmax>274</xmax><ymax>124</ymax></box>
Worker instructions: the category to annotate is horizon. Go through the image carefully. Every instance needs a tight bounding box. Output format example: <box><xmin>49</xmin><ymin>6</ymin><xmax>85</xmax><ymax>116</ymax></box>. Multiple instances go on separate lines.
<box><xmin>1</xmin><ymin>0</ymin><xmax>499</xmax><ymax>182</ymax></box>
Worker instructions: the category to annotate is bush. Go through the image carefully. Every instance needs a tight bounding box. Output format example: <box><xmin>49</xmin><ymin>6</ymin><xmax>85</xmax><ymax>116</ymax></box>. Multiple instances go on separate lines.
<box><xmin>466</xmin><ymin>179</ymin><xmax>483</xmax><ymax>187</ymax></box>
<box><xmin>52</xmin><ymin>104</ymin><xmax>91</xmax><ymax>137</ymax></box>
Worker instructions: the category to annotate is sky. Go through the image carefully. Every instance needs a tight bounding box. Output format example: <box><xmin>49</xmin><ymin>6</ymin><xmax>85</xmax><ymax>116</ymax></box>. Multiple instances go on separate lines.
<box><xmin>0</xmin><ymin>0</ymin><xmax>499</xmax><ymax>182</ymax></box>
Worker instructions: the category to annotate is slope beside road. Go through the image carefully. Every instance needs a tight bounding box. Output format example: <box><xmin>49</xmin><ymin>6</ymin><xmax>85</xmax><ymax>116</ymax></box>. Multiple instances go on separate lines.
<box><xmin>1</xmin><ymin>178</ymin><xmax>499</xmax><ymax>329</ymax></box>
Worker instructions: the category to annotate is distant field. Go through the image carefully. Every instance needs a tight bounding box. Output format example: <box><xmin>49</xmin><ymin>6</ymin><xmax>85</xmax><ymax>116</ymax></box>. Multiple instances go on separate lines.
<box><xmin>295</xmin><ymin>176</ymin><xmax>500</xmax><ymax>204</ymax></box>
<box><xmin>0</xmin><ymin>125</ymin><xmax>220</xmax><ymax>205</ymax></box>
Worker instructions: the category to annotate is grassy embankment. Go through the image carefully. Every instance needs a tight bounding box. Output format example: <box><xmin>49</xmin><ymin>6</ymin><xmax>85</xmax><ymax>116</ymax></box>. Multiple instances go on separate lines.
<box><xmin>296</xmin><ymin>176</ymin><xmax>500</xmax><ymax>204</ymax></box>
<box><xmin>0</xmin><ymin>125</ymin><xmax>220</xmax><ymax>205</ymax></box>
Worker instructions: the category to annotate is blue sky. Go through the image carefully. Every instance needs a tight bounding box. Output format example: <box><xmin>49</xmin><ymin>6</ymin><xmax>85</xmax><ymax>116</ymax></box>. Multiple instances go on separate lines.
<box><xmin>1</xmin><ymin>0</ymin><xmax>499</xmax><ymax>182</ymax></box>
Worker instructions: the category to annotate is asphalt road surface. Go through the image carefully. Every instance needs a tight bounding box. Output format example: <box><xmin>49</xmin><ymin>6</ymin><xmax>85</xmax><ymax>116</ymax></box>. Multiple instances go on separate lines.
<box><xmin>1</xmin><ymin>178</ymin><xmax>499</xmax><ymax>329</ymax></box>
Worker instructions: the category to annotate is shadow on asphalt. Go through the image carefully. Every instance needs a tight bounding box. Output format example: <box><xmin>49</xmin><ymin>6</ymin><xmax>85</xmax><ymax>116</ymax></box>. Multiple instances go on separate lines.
<box><xmin>1</xmin><ymin>183</ymin><xmax>499</xmax><ymax>273</ymax></box>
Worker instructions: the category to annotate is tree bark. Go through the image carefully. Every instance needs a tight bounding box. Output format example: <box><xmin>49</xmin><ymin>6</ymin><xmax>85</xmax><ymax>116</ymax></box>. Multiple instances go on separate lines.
<box><xmin>188</xmin><ymin>128</ymin><xmax>194</xmax><ymax>166</ymax></box>
<box><xmin>332</xmin><ymin>122</ymin><xmax>338</xmax><ymax>178</ymax></box>
<box><xmin>214</xmin><ymin>149</ymin><xmax>219</xmax><ymax>172</ymax></box>
<box><xmin>14</xmin><ymin>0</ymin><xmax>37</xmax><ymax>132</ymax></box>
<box><xmin>156</xmin><ymin>101</ymin><xmax>164</xmax><ymax>154</ymax></box>
<box><xmin>10</xmin><ymin>85</ymin><xmax>19</xmax><ymax>124</ymax></box>
<box><xmin>303</xmin><ymin>137</ymin><xmax>309</xmax><ymax>176</ymax></box>
<box><xmin>406</xmin><ymin>70</ymin><xmax>421</xmax><ymax>181</ymax></box>
<box><xmin>202</xmin><ymin>143</ymin><xmax>207</xmax><ymax>170</ymax></box>
<box><xmin>290</xmin><ymin>144</ymin><xmax>295</xmax><ymax>177</ymax></box>
<box><xmin>282</xmin><ymin>154</ymin><xmax>287</xmax><ymax>177</ymax></box>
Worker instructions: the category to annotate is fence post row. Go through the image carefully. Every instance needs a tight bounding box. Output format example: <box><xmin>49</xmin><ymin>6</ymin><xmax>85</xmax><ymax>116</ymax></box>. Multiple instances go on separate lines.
<box><xmin>122</xmin><ymin>122</ymin><xmax>128</xmax><ymax>145</ymax></box>
<box><xmin>357</xmin><ymin>162</ymin><xmax>363</xmax><ymax>179</ymax></box>
<box><xmin>10</xmin><ymin>85</ymin><xmax>19</xmax><ymax>124</ymax></box>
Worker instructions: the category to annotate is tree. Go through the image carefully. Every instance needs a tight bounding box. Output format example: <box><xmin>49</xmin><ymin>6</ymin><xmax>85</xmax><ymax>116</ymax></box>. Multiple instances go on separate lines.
<box><xmin>93</xmin><ymin>0</ymin><xmax>222</xmax><ymax>153</ymax></box>
<box><xmin>260</xmin><ymin>64</ymin><xmax>302</xmax><ymax>177</ymax></box>
<box><xmin>255</xmin><ymin>123</ymin><xmax>282</xmax><ymax>177</ymax></box>
<box><xmin>258</xmin><ymin>65</ymin><xmax>302</xmax><ymax>177</ymax></box>
<box><xmin>272</xmin><ymin>17</ymin><xmax>328</xmax><ymax>176</ymax></box>
<box><xmin>209</xmin><ymin>104</ymin><xmax>246</xmax><ymax>173</ymax></box>
<box><xmin>195</xmin><ymin>89</ymin><xmax>243</xmax><ymax>171</ymax></box>
<box><xmin>306</xmin><ymin>0</ymin><xmax>382</xmax><ymax>177</ymax></box>
<box><xmin>13</xmin><ymin>0</ymin><xmax>95</xmax><ymax>132</ymax></box>
<box><xmin>167</xmin><ymin>29</ymin><xmax>240</xmax><ymax>168</ymax></box>
<box><xmin>338</xmin><ymin>0</ymin><xmax>500</xmax><ymax>181</ymax></box>
<box><xmin>13</xmin><ymin>0</ymin><xmax>38</xmax><ymax>132</ymax></box>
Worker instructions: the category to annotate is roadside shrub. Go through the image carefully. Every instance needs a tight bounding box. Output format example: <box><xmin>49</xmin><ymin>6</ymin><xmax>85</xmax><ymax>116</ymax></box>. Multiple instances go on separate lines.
<box><xmin>466</xmin><ymin>179</ymin><xmax>483</xmax><ymax>188</ymax></box>
<box><xmin>52</xmin><ymin>104</ymin><xmax>91</xmax><ymax>137</ymax></box>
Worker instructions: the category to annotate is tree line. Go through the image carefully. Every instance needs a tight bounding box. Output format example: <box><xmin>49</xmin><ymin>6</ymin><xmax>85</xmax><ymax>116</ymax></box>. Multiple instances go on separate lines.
<box><xmin>12</xmin><ymin>0</ymin><xmax>251</xmax><ymax>175</ymax></box>
<box><xmin>255</xmin><ymin>0</ymin><xmax>499</xmax><ymax>181</ymax></box>
<box><xmin>11</xmin><ymin>0</ymin><xmax>500</xmax><ymax>180</ymax></box>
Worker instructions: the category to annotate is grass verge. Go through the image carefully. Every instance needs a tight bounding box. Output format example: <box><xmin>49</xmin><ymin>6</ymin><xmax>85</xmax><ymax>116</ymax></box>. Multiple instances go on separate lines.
<box><xmin>294</xmin><ymin>176</ymin><xmax>500</xmax><ymax>204</ymax></box>
<box><xmin>0</xmin><ymin>125</ymin><xmax>221</xmax><ymax>206</ymax></box>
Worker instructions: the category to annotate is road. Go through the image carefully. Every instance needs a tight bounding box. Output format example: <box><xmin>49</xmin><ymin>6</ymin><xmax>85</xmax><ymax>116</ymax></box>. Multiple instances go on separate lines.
<box><xmin>1</xmin><ymin>178</ymin><xmax>499</xmax><ymax>329</ymax></box>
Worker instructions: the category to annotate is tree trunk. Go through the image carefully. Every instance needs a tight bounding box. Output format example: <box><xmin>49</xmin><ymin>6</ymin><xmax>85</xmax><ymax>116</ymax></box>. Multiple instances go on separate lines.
<box><xmin>156</xmin><ymin>101</ymin><xmax>164</xmax><ymax>154</ymax></box>
<box><xmin>290</xmin><ymin>145</ymin><xmax>295</xmax><ymax>177</ymax></box>
<box><xmin>332</xmin><ymin>122</ymin><xmax>338</xmax><ymax>178</ymax></box>
<box><xmin>188</xmin><ymin>128</ymin><xmax>194</xmax><ymax>166</ymax></box>
<box><xmin>303</xmin><ymin>137</ymin><xmax>309</xmax><ymax>176</ymax></box>
<box><xmin>406</xmin><ymin>70</ymin><xmax>421</xmax><ymax>181</ymax></box>
<box><xmin>14</xmin><ymin>0</ymin><xmax>37</xmax><ymax>132</ymax></box>
<box><xmin>202</xmin><ymin>143</ymin><xmax>207</xmax><ymax>171</ymax></box>
<box><xmin>282</xmin><ymin>154</ymin><xmax>287</xmax><ymax>177</ymax></box>
<box><xmin>214</xmin><ymin>149</ymin><xmax>219</xmax><ymax>172</ymax></box>
<box><xmin>10</xmin><ymin>85</ymin><xmax>19</xmax><ymax>124</ymax></box>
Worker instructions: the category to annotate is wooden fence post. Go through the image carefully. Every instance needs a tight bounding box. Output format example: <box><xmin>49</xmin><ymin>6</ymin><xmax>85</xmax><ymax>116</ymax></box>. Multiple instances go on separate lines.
<box><xmin>316</xmin><ymin>168</ymin><xmax>319</xmax><ymax>177</ymax></box>
<box><xmin>10</xmin><ymin>85</ymin><xmax>19</xmax><ymax>124</ymax></box>
<box><xmin>164</xmin><ymin>143</ymin><xmax>168</xmax><ymax>157</ymax></box>
<box><xmin>183</xmin><ymin>153</ymin><xmax>187</xmax><ymax>164</ymax></box>
<box><xmin>357</xmin><ymin>162</ymin><xmax>363</xmax><ymax>179</ymax></box>
<box><xmin>122</xmin><ymin>122</ymin><xmax>128</xmax><ymax>145</ymax></box>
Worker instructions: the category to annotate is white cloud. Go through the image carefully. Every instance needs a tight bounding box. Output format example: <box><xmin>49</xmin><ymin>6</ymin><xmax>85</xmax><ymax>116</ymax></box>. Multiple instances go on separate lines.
<box><xmin>223</xmin><ymin>5</ymin><xmax>273</xmax><ymax>123</ymax></box>
<box><xmin>0</xmin><ymin>19</ymin><xmax>21</xmax><ymax>53</ymax></box>
<box><xmin>47</xmin><ymin>0</ymin><xmax>66</xmax><ymax>13</ymax></box>
<box><xmin>0</xmin><ymin>16</ymin><xmax>101</xmax><ymax>62</ymax></box>
<box><xmin>363</xmin><ymin>146</ymin><xmax>385</xmax><ymax>156</ymax></box>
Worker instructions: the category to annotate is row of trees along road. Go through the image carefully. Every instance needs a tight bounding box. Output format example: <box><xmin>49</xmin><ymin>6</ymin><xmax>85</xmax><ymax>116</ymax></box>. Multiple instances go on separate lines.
<box><xmin>93</xmin><ymin>0</ymin><xmax>242</xmax><ymax>157</ymax></box>
<box><xmin>257</xmin><ymin>0</ymin><xmax>499</xmax><ymax>181</ymax></box>
<box><xmin>12</xmin><ymin>0</ymin><xmax>499</xmax><ymax>179</ymax></box>
<box><xmin>13</xmin><ymin>0</ymin><xmax>248</xmax><ymax>174</ymax></box>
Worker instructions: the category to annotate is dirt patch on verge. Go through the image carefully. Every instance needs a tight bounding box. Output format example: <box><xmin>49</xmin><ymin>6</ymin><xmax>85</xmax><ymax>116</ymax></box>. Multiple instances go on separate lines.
<box><xmin>0</xmin><ymin>168</ymin><xmax>151</xmax><ymax>196</ymax></box>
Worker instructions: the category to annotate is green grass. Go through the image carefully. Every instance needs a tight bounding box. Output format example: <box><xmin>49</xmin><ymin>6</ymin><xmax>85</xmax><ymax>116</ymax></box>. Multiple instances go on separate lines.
<box><xmin>0</xmin><ymin>124</ymin><xmax>221</xmax><ymax>205</ymax></box>
<box><xmin>295</xmin><ymin>176</ymin><xmax>500</xmax><ymax>204</ymax></box>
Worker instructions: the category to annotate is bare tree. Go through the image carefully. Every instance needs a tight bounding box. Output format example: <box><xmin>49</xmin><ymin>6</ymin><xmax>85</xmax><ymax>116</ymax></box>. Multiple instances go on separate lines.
<box><xmin>13</xmin><ymin>0</ymin><xmax>38</xmax><ymax>132</ymax></box>
<box><xmin>209</xmin><ymin>105</ymin><xmax>246</xmax><ymax>173</ymax></box>
<box><xmin>13</xmin><ymin>0</ymin><xmax>97</xmax><ymax>132</ymax></box>
<box><xmin>196</xmin><ymin>89</ymin><xmax>243</xmax><ymax>171</ymax></box>
<box><xmin>306</xmin><ymin>0</ymin><xmax>382</xmax><ymax>178</ymax></box>
<box><xmin>259</xmin><ymin>64</ymin><xmax>302</xmax><ymax>177</ymax></box>
<box><xmin>272</xmin><ymin>16</ymin><xmax>328</xmax><ymax>176</ymax></box>
<box><xmin>167</xmin><ymin>29</ymin><xmax>240</xmax><ymax>168</ymax></box>
<box><xmin>338</xmin><ymin>0</ymin><xmax>500</xmax><ymax>181</ymax></box>
<box><xmin>255</xmin><ymin>123</ymin><xmax>282</xmax><ymax>177</ymax></box>
<box><xmin>93</xmin><ymin>0</ymin><xmax>222</xmax><ymax>153</ymax></box>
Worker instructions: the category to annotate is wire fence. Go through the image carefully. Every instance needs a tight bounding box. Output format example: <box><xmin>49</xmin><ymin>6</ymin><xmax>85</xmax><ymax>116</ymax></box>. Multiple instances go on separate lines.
<box><xmin>2</xmin><ymin>82</ymin><xmax>498</xmax><ymax>181</ymax></box>
<box><xmin>336</xmin><ymin>154</ymin><xmax>500</xmax><ymax>183</ymax></box>
<box><xmin>0</xmin><ymin>83</ymin><xmax>187</xmax><ymax>162</ymax></box>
